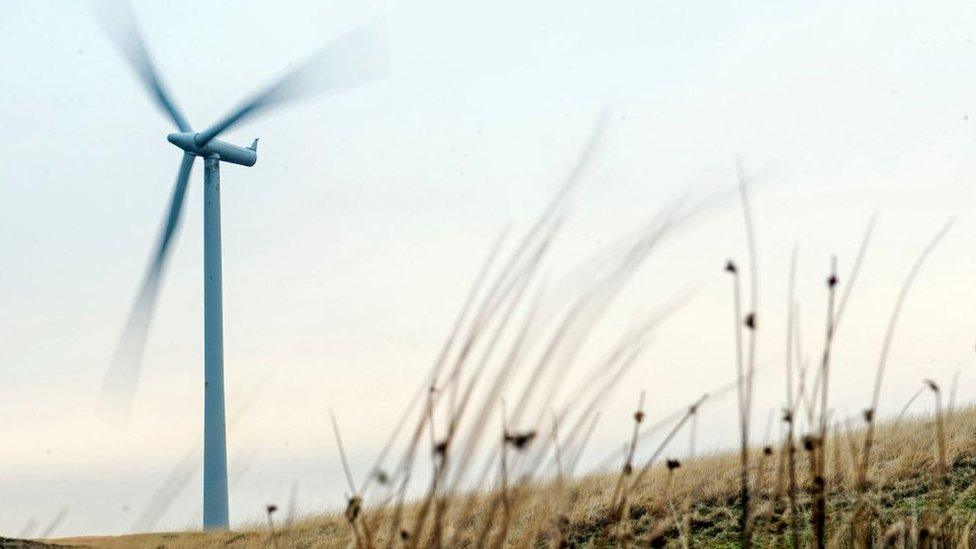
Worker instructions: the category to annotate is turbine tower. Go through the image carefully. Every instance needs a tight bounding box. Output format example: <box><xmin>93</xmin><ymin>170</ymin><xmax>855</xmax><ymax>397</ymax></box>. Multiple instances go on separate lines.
<box><xmin>92</xmin><ymin>2</ymin><xmax>389</xmax><ymax>530</ymax></box>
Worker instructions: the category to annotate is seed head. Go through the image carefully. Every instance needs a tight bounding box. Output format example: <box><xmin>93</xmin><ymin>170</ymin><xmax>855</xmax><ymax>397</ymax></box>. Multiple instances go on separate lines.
<box><xmin>827</xmin><ymin>274</ymin><xmax>838</xmax><ymax>288</ymax></box>
<box><xmin>725</xmin><ymin>260</ymin><xmax>737</xmax><ymax>274</ymax></box>
<box><xmin>925</xmin><ymin>379</ymin><xmax>940</xmax><ymax>393</ymax></box>
<box><xmin>744</xmin><ymin>312</ymin><xmax>756</xmax><ymax>330</ymax></box>
<box><xmin>666</xmin><ymin>459</ymin><xmax>681</xmax><ymax>470</ymax></box>
<box><xmin>266</xmin><ymin>504</ymin><xmax>278</xmax><ymax>515</ymax></box>
<box><xmin>374</xmin><ymin>469</ymin><xmax>389</xmax><ymax>485</ymax></box>
<box><xmin>763</xmin><ymin>446</ymin><xmax>773</xmax><ymax>456</ymax></box>
<box><xmin>862</xmin><ymin>408</ymin><xmax>875</xmax><ymax>423</ymax></box>
<box><xmin>633</xmin><ymin>411</ymin><xmax>644</xmax><ymax>423</ymax></box>
<box><xmin>782</xmin><ymin>409</ymin><xmax>793</xmax><ymax>423</ymax></box>
<box><xmin>505</xmin><ymin>431</ymin><xmax>537</xmax><ymax>450</ymax></box>
<box><xmin>622</xmin><ymin>463</ymin><xmax>633</xmax><ymax>475</ymax></box>
<box><xmin>434</xmin><ymin>439</ymin><xmax>449</xmax><ymax>457</ymax></box>
<box><xmin>345</xmin><ymin>496</ymin><xmax>362</xmax><ymax>522</ymax></box>
<box><xmin>802</xmin><ymin>435</ymin><xmax>816</xmax><ymax>451</ymax></box>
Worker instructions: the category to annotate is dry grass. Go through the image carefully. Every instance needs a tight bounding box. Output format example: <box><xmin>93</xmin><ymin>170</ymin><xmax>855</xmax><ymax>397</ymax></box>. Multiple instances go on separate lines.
<box><xmin>50</xmin><ymin>406</ymin><xmax>976</xmax><ymax>547</ymax></box>
<box><xmin>31</xmin><ymin>135</ymin><xmax>964</xmax><ymax>548</ymax></box>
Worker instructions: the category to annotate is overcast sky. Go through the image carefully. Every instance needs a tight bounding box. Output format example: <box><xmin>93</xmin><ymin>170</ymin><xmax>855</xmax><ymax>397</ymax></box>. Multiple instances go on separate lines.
<box><xmin>2</xmin><ymin>0</ymin><xmax>976</xmax><ymax>538</ymax></box>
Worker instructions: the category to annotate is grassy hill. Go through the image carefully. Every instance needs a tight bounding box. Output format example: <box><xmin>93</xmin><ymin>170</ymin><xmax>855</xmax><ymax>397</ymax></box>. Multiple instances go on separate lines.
<box><xmin>28</xmin><ymin>183</ymin><xmax>966</xmax><ymax>548</ymax></box>
<box><xmin>45</xmin><ymin>405</ymin><xmax>976</xmax><ymax>547</ymax></box>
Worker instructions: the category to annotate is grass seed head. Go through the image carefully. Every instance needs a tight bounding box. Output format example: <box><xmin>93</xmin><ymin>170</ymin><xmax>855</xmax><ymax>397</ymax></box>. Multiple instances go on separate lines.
<box><xmin>505</xmin><ymin>431</ymin><xmax>537</xmax><ymax>450</ymax></box>
<box><xmin>803</xmin><ymin>435</ymin><xmax>816</xmax><ymax>451</ymax></box>
<box><xmin>725</xmin><ymin>260</ymin><xmax>738</xmax><ymax>274</ymax></box>
<box><xmin>434</xmin><ymin>439</ymin><xmax>449</xmax><ymax>457</ymax></box>
<box><xmin>345</xmin><ymin>496</ymin><xmax>362</xmax><ymax>522</ymax></box>
<box><xmin>666</xmin><ymin>459</ymin><xmax>681</xmax><ymax>470</ymax></box>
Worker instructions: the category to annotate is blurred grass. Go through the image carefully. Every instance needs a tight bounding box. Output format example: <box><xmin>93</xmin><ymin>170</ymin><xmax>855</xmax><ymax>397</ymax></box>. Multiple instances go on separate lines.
<box><xmin>49</xmin><ymin>405</ymin><xmax>976</xmax><ymax>547</ymax></box>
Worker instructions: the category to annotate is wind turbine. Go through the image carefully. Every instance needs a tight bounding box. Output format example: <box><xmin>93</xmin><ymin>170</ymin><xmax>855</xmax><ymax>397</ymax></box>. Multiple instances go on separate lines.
<box><xmin>91</xmin><ymin>2</ymin><xmax>390</xmax><ymax>530</ymax></box>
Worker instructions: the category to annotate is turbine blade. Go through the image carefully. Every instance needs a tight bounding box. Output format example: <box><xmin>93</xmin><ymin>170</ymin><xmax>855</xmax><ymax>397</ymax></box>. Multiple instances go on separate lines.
<box><xmin>90</xmin><ymin>0</ymin><xmax>192</xmax><ymax>132</ymax></box>
<box><xmin>195</xmin><ymin>17</ymin><xmax>389</xmax><ymax>146</ymax></box>
<box><xmin>98</xmin><ymin>153</ymin><xmax>196</xmax><ymax>423</ymax></box>
<box><xmin>38</xmin><ymin>507</ymin><xmax>69</xmax><ymax>539</ymax></box>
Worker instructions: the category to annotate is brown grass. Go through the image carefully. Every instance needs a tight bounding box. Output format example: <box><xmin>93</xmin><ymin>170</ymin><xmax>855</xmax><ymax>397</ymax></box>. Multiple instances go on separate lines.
<box><xmin>34</xmin><ymin>143</ymin><xmax>961</xmax><ymax>548</ymax></box>
<box><xmin>51</xmin><ymin>406</ymin><xmax>976</xmax><ymax>548</ymax></box>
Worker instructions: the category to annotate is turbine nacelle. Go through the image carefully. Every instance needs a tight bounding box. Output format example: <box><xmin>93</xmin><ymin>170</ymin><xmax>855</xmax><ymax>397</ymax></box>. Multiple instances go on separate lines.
<box><xmin>167</xmin><ymin>132</ymin><xmax>258</xmax><ymax>167</ymax></box>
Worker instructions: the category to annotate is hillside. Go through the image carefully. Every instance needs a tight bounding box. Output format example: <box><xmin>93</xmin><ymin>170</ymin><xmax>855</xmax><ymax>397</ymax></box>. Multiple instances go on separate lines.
<box><xmin>43</xmin><ymin>405</ymin><xmax>976</xmax><ymax>547</ymax></box>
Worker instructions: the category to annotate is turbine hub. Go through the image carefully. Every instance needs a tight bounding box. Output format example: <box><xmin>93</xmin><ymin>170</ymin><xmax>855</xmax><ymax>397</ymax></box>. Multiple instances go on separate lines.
<box><xmin>166</xmin><ymin>132</ymin><xmax>198</xmax><ymax>152</ymax></box>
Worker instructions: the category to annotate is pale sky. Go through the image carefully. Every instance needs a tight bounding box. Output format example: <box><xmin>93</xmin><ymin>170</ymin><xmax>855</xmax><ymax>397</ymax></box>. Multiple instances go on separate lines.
<box><xmin>2</xmin><ymin>0</ymin><xmax>976</xmax><ymax>538</ymax></box>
